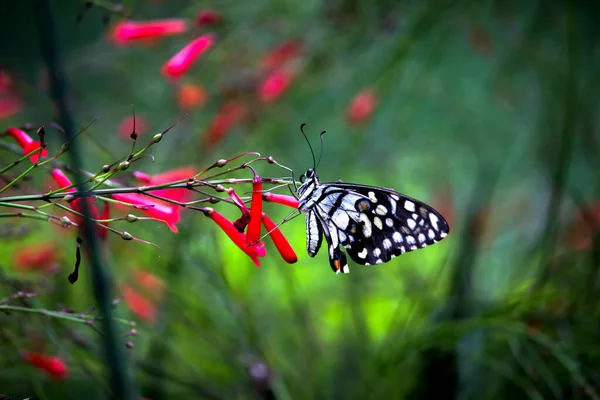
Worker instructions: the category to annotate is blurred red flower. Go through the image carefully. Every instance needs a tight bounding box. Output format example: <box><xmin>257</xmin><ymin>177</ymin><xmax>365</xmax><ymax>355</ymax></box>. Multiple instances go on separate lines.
<box><xmin>262</xmin><ymin>213</ymin><xmax>297</xmax><ymax>263</ymax></box>
<box><xmin>564</xmin><ymin>203</ymin><xmax>600</xmax><ymax>250</ymax></box>
<box><xmin>246</xmin><ymin>176</ymin><xmax>263</xmax><ymax>244</ymax></box>
<box><xmin>131</xmin><ymin>268</ymin><xmax>165</xmax><ymax>297</ymax></box>
<box><xmin>14</xmin><ymin>243</ymin><xmax>59</xmax><ymax>273</ymax></box>
<box><xmin>205</xmin><ymin>208</ymin><xmax>266</xmax><ymax>266</ymax></box>
<box><xmin>133</xmin><ymin>166</ymin><xmax>197</xmax><ymax>204</ymax></box>
<box><xmin>261</xmin><ymin>40</ymin><xmax>302</xmax><ymax>71</ymax></box>
<box><xmin>121</xmin><ymin>283</ymin><xmax>157</xmax><ymax>324</ymax></box>
<box><xmin>110</xmin><ymin>19</ymin><xmax>188</xmax><ymax>45</ymax></box>
<box><xmin>262</xmin><ymin>192</ymin><xmax>300</xmax><ymax>209</ymax></box>
<box><xmin>6</xmin><ymin>127</ymin><xmax>48</xmax><ymax>163</ymax></box>
<box><xmin>117</xmin><ymin>114</ymin><xmax>148</xmax><ymax>140</ymax></box>
<box><xmin>202</xmin><ymin>101</ymin><xmax>247</xmax><ymax>148</ymax></box>
<box><xmin>162</xmin><ymin>34</ymin><xmax>215</xmax><ymax>80</ymax></box>
<box><xmin>111</xmin><ymin>192</ymin><xmax>181</xmax><ymax>233</ymax></box>
<box><xmin>0</xmin><ymin>96</ymin><xmax>22</xmax><ymax>120</ymax></box>
<box><xmin>258</xmin><ymin>70</ymin><xmax>294</xmax><ymax>103</ymax></box>
<box><xmin>50</xmin><ymin>169</ymin><xmax>109</xmax><ymax>240</ymax></box>
<box><xmin>22</xmin><ymin>351</ymin><xmax>68</xmax><ymax>381</ymax></box>
<box><xmin>177</xmin><ymin>84</ymin><xmax>207</xmax><ymax>110</ymax></box>
<box><xmin>346</xmin><ymin>88</ymin><xmax>378</xmax><ymax>126</ymax></box>
<box><xmin>0</xmin><ymin>69</ymin><xmax>13</xmax><ymax>96</ymax></box>
<box><xmin>196</xmin><ymin>9</ymin><xmax>222</xmax><ymax>27</ymax></box>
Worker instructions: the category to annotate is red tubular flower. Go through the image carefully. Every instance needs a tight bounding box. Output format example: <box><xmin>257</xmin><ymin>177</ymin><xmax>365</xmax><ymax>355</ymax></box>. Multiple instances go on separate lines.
<box><xmin>177</xmin><ymin>84</ymin><xmax>207</xmax><ymax>110</ymax></box>
<box><xmin>117</xmin><ymin>114</ymin><xmax>147</xmax><ymax>140</ymax></box>
<box><xmin>262</xmin><ymin>192</ymin><xmax>300</xmax><ymax>209</ymax></box>
<box><xmin>202</xmin><ymin>101</ymin><xmax>247</xmax><ymax>148</ymax></box>
<box><xmin>22</xmin><ymin>351</ymin><xmax>68</xmax><ymax>381</ymax></box>
<box><xmin>0</xmin><ymin>96</ymin><xmax>22</xmax><ymax>120</ymax></box>
<box><xmin>205</xmin><ymin>208</ymin><xmax>266</xmax><ymax>266</ymax></box>
<box><xmin>226</xmin><ymin>187</ymin><xmax>251</xmax><ymax>232</ymax></box>
<box><xmin>133</xmin><ymin>166</ymin><xmax>197</xmax><ymax>204</ymax></box>
<box><xmin>111</xmin><ymin>19</ymin><xmax>188</xmax><ymax>45</ymax></box>
<box><xmin>6</xmin><ymin>127</ymin><xmax>48</xmax><ymax>163</ymax></box>
<box><xmin>131</xmin><ymin>268</ymin><xmax>165</xmax><ymax>297</ymax></box>
<box><xmin>196</xmin><ymin>9</ymin><xmax>222</xmax><ymax>27</ymax></box>
<box><xmin>121</xmin><ymin>284</ymin><xmax>157</xmax><ymax>324</ymax></box>
<box><xmin>346</xmin><ymin>88</ymin><xmax>378</xmax><ymax>126</ymax></box>
<box><xmin>258</xmin><ymin>70</ymin><xmax>294</xmax><ymax>103</ymax></box>
<box><xmin>51</xmin><ymin>169</ymin><xmax>108</xmax><ymax>240</ymax></box>
<box><xmin>14</xmin><ymin>243</ymin><xmax>59</xmax><ymax>273</ymax></box>
<box><xmin>162</xmin><ymin>34</ymin><xmax>215</xmax><ymax>80</ymax></box>
<box><xmin>112</xmin><ymin>192</ymin><xmax>180</xmax><ymax>233</ymax></box>
<box><xmin>246</xmin><ymin>176</ymin><xmax>263</xmax><ymax>244</ymax></box>
<box><xmin>261</xmin><ymin>213</ymin><xmax>297</xmax><ymax>263</ymax></box>
<box><xmin>261</xmin><ymin>40</ymin><xmax>302</xmax><ymax>71</ymax></box>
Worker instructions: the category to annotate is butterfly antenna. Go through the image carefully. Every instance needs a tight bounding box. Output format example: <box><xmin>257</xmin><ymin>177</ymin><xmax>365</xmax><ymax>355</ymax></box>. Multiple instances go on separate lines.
<box><xmin>300</xmin><ymin>123</ymin><xmax>316</xmax><ymax>170</ymax></box>
<box><xmin>316</xmin><ymin>130</ymin><xmax>326</xmax><ymax>169</ymax></box>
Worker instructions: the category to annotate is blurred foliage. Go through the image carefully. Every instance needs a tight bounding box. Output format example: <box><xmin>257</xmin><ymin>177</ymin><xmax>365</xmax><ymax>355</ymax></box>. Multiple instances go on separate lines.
<box><xmin>1</xmin><ymin>0</ymin><xmax>600</xmax><ymax>399</ymax></box>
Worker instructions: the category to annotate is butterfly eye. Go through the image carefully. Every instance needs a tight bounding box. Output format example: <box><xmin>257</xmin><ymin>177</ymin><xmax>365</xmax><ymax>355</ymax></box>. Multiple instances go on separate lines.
<box><xmin>305</xmin><ymin>169</ymin><xmax>315</xmax><ymax>179</ymax></box>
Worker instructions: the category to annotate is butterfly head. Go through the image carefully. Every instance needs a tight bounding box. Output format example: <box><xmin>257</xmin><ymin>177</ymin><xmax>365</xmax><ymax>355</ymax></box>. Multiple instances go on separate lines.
<box><xmin>297</xmin><ymin>168</ymin><xmax>320</xmax><ymax>198</ymax></box>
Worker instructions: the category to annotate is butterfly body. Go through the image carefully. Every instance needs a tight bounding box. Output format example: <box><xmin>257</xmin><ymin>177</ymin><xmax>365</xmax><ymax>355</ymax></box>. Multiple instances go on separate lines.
<box><xmin>297</xmin><ymin>168</ymin><xmax>449</xmax><ymax>274</ymax></box>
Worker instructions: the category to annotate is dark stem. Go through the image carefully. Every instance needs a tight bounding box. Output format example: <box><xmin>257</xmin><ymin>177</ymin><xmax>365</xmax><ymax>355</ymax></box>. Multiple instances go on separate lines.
<box><xmin>33</xmin><ymin>1</ymin><xmax>134</xmax><ymax>399</ymax></box>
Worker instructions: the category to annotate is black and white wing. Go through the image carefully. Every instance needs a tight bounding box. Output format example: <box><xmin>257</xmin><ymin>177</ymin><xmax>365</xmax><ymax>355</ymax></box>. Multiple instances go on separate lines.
<box><xmin>311</xmin><ymin>183</ymin><xmax>449</xmax><ymax>272</ymax></box>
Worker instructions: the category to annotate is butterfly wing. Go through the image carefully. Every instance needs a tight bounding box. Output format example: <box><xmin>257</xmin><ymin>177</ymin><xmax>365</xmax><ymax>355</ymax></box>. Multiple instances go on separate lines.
<box><xmin>315</xmin><ymin>182</ymin><xmax>450</xmax><ymax>267</ymax></box>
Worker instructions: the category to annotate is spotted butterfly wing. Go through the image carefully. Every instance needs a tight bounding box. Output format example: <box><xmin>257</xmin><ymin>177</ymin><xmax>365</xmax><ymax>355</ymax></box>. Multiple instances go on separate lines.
<box><xmin>297</xmin><ymin>169</ymin><xmax>449</xmax><ymax>274</ymax></box>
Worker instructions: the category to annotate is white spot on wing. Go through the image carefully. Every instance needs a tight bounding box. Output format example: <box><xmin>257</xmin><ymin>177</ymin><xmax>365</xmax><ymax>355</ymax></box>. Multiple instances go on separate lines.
<box><xmin>440</xmin><ymin>231</ymin><xmax>447</xmax><ymax>238</ymax></box>
<box><xmin>375</xmin><ymin>205</ymin><xmax>388</xmax><ymax>215</ymax></box>
<box><xmin>428</xmin><ymin>229</ymin><xmax>435</xmax><ymax>239</ymax></box>
<box><xmin>374</xmin><ymin>248</ymin><xmax>381</xmax><ymax>257</ymax></box>
<box><xmin>429</xmin><ymin>213</ymin><xmax>440</xmax><ymax>231</ymax></box>
<box><xmin>389</xmin><ymin>199</ymin><xmax>397</xmax><ymax>214</ymax></box>
<box><xmin>391</xmin><ymin>194</ymin><xmax>400</xmax><ymax>201</ymax></box>
<box><xmin>375</xmin><ymin>259</ymin><xmax>383</xmax><ymax>264</ymax></box>
<box><xmin>332</xmin><ymin>210</ymin><xmax>350</xmax><ymax>230</ymax></box>
<box><xmin>360</xmin><ymin>214</ymin><xmax>372</xmax><ymax>238</ymax></box>
<box><xmin>404</xmin><ymin>200</ymin><xmax>415</xmax><ymax>212</ymax></box>
<box><xmin>406</xmin><ymin>235</ymin><xmax>416</xmax><ymax>245</ymax></box>
<box><xmin>358</xmin><ymin>248</ymin><xmax>368</xmax><ymax>259</ymax></box>
<box><xmin>386</xmin><ymin>218</ymin><xmax>394</xmax><ymax>227</ymax></box>
<box><xmin>407</xmin><ymin>219</ymin><xmax>416</xmax><ymax>230</ymax></box>
<box><xmin>418</xmin><ymin>233</ymin><xmax>426</xmax><ymax>244</ymax></box>
<box><xmin>373</xmin><ymin>216</ymin><xmax>383</xmax><ymax>230</ymax></box>
<box><xmin>368</xmin><ymin>191</ymin><xmax>378</xmax><ymax>203</ymax></box>
<box><xmin>393</xmin><ymin>232</ymin><xmax>403</xmax><ymax>243</ymax></box>
<box><xmin>383</xmin><ymin>238</ymin><xmax>392</xmax><ymax>249</ymax></box>
<box><xmin>342</xmin><ymin>265</ymin><xmax>350</xmax><ymax>273</ymax></box>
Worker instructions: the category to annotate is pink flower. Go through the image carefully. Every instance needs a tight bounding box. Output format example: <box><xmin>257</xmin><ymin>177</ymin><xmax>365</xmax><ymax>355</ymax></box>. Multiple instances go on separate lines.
<box><xmin>133</xmin><ymin>166</ymin><xmax>197</xmax><ymax>204</ymax></box>
<box><xmin>162</xmin><ymin>34</ymin><xmax>215</xmax><ymax>80</ymax></box>
<box><xmin>202</xmin><ymin>101</ymin><xmax>247</xmax><ymax>148</ymax></box>
<box><xmin>196</xmin><ymin>9</ymin><xmax>222</xmax><ymax>27</ymax></box>
<box><xmin>111</xmin><ymin>19</ymin><xmax>188</xmax><ymax>45</ymax></box>
<box><xmin>112</xmin><ymin>193</ymin><xmax>180</xmax><ymax>233</ymax></box>
<box><xmin>261</xmin><ymin>40</ymin><xmax>302</xmax><ymax>71</ymax></box>
<box><xmin>22</xmin><ymin>351</ymin><xmax>68</xmax><ymax>381</ymax></box>
<box><xmin>262</xmin><ymin>192</ymin><xmax>300</xmax><ymax>209</ymax></box>
<box><xmin>51</xmin><ymin>169</ymin><xmax>109</xmax><ymax>240</ymax></box>
<box><xmin>258</xmin><ymin>70</ymin><xmax>294</xmax><ymax>103</ymax></box>
<box><xmin>346</xmin><ymin>88</ymin><xmax>378</xmax><ymax>126</ymax></box>
<box><xmin>0</xmin><ymin>96</ymin><xmax>22</xmax><ymax>120</ymax></box>
<box><xmin>6</xmin><ymin>127</ymin><xmax>48</xmax><ymax>163</ymax></box>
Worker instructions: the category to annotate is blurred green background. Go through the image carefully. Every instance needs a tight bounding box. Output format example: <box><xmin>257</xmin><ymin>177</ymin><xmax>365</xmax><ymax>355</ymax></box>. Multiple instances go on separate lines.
<box><xmin>1</xmin><ymin>0</ymin><xmax>600</xmax><ymax>399</ymax></box>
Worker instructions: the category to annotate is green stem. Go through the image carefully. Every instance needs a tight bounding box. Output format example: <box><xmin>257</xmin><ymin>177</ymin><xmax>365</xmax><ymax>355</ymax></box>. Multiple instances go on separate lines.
<box><xmin>0</xmin><ymin>163</ymin><xmax>36</xmax><ymax>194</ymax></box>
<box><xmin>0</xmin><ymin>146</ymin><xmax>43</xmax><ymax>175</ymax></box>
<box><xmin>0</xmin><ymin>304</ymin><xmax>133</xmax><ymax>326</ymax></box>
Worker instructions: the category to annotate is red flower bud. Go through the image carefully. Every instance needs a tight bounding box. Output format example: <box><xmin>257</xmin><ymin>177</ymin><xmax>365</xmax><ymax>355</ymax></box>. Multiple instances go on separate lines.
<box><xmin>177</xmin><ymin>84</ymin><xmax>207</xmax><ymax>110</ymax></box>
<box><xmin>262</xmin><ymin>213</ymin><xmax>297</xmax><ymax>263</ymax></box>
<box><xmin>202</xmin><ymin>101</ymin><xmax>247</xmax><ymax>148</ymax></box>
<box><xmin>111</xmin><ymin>19</ymin><xmax>188</xmax><ymax>44</ymax></box>
<box><xmin>22</xmin><ymin>351</ymin><xmax>68</xmax><ymax>381</ymax></box>
<box><xmin>162</xmin><ymin>34</ymin><xmax>215</xmax><ymax>80</ymax></box>
<box><xmin>205</xmin><ymin>208</ymin><xmax>266</xmax><ymax>266</ymax></box>
<box><xmin>246</xmin><ymin>176</ymin><xmax>263</xmax><ymax>244</ymax></box>
<box><xmin>14</xmin><ymin>242</ymin><xmax>59</xmax><ymax>273</ymax></box>
<box><xmin>7</xmin><ymin>127</ymin><xmax>48</xmax><ymax>163</ymax></box>
<box><xmin>262</xmin><ymin>192</ymin><xmax>300</xmax><ymax>209</ymax></box>
<box><xmin>346</xmin><ymin>88</ymin><xmax>378</xmax><ymax>126</ymax></box>
<box><xmin>121</xmin><ymin>283</ymin><xmax>157</xmax><ymax>324</ymax></box>
<box><xmin>117</xmin><ymin>114</ymin><xmax>147</xmax><ymax>140</ymax></box>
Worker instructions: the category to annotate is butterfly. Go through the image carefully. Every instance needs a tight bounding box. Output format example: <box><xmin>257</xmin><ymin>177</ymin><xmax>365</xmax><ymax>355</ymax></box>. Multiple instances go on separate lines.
<box><xmin>294</xmin><ymin>125</ymin><xmax>450</xmax><ymax>274</ymax></box>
